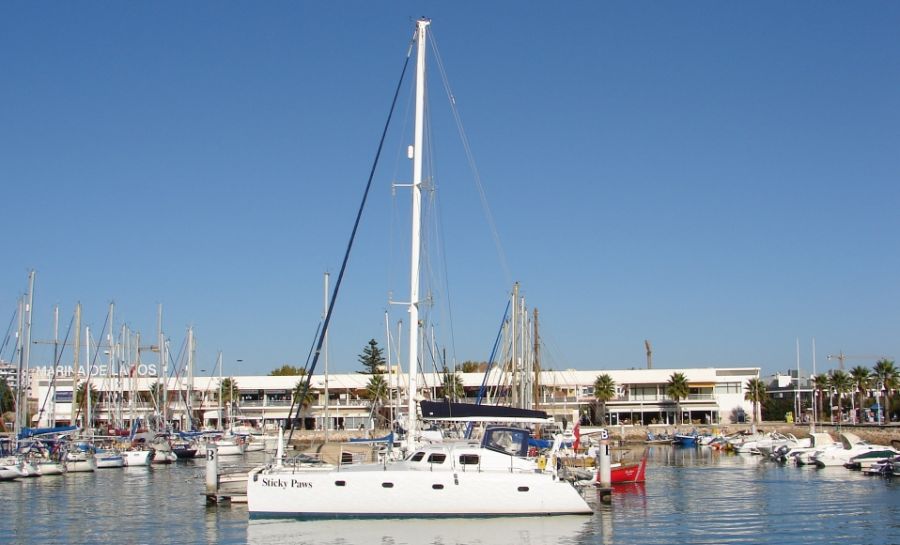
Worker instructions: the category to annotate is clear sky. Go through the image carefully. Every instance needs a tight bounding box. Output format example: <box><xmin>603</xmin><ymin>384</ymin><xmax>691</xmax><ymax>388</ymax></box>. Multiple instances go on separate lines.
<box><xmin>2</xmin><ymin>2</ymin><xmax>898</xmax><ymax>379</ymax></box>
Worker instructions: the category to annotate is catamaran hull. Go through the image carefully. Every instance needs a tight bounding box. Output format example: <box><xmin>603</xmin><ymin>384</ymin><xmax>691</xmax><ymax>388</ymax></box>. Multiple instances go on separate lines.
<box><xmin>247</xmin><ymin>466</ymin><xmax>592</xmax><ymax>518</ymax></box>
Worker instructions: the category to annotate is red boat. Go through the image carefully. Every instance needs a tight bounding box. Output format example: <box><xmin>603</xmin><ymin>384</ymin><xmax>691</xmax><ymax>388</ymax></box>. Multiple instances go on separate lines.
<box><xmin>594</xmin><ymin>453</ymin><xmax>647</xmax><ymax>484</ymax></box>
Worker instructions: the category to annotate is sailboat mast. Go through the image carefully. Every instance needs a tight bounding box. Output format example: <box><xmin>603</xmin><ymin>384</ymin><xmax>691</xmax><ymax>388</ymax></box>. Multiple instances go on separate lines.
<box><xmin>323</xmin><ymin>272</ymin><xmax>330</xmax><ymax>442</ymax></box>
<box><xmin>157</xmin><ymin>304</ymin><xmax>164</xmax><ymax>431</ymax></box>
<box><xmin>50</xmin><ymin>304</ymin><xmax>59</xmax><ymax>427</ymax></box>
<box><xmin>71</xmin><ymin>303</ymin><xmax>81</xmax><ymax>426</ymax></box>
<box><xmin>406</xmin><ymin>17</ymin><xmax>429</xmax><ymax>444</ymax></box>
<box><xmin>187</xmin><ymin>326</ymin><xmax>194</xmax><ymax>431</ymax></box>
<box><xmin>21</xmin><ymin>271</ymin><xmax>35</xmax><ymax>434</ymax></box>
<box><xmin>85</xmin><ymin>325</ymin><xmax>92</xmax><ymax>436</ymax></box>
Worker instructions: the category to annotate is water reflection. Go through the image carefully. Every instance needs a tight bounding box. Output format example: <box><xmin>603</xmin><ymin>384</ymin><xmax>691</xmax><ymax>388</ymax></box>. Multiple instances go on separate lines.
<box><xmin>246</xmin><ymin>516</ymin><xmax>594</xmax><ymax>545</ymax></box>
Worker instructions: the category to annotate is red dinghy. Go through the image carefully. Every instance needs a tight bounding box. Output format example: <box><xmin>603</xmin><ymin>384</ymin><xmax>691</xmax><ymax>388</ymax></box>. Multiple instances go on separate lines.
<box><xmin>596</xmin><ymin>453</ymin><xmax>647</xmax><ymax>484</ymax></box>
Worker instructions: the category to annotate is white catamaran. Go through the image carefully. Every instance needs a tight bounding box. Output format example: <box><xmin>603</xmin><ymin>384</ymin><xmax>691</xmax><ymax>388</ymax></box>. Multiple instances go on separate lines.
<box><xmin>246</xmin><ymin>18</ymin><xmax>592</xmax><ymax>518</ymax></box>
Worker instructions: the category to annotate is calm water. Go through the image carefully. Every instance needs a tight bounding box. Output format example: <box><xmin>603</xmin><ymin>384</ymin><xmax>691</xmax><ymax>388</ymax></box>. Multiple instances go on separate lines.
<box><xmin>2</xmin><ymin>446</ymin><xmax>898</xmax><ymax>545</ymax></box>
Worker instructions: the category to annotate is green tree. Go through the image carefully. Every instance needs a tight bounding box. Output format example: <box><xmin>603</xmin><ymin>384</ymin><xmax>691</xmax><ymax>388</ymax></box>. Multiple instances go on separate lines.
<box><xmin>828</xmin><ymin>370</ymin><xmax>852</xmax><ymax>422</ymax></box>
<box><xmin>220</xmin><ymin>377</ymin><xmax>238</xmax><ymax>405</ymax></box>
<box><xmin>666</xmin><ymin>372</ymin><xmax>690</xmax><ymax>425</ymax></box>
<box><xmin>270</xmin><ymin>364</ymin><xmax>306</xmax><ymax>376</ymax></box>
<box><xmin>744</xmin><ymin>378</ymin><xmax>767</xmax><ymax>424</ymax></box>
<box><xmin>76</xmin><ymin>382</ymin><xmax>100</xmax><ymax>409</ymax></box>
<box><xmin>292</xmin><ymin>380</ymin><xmax>317</xmax><ymax>407</ymax></box>
<box><xmin>441</xmin><ymin>366</ymin><xmax>465</xmax><ymax>400</ymax></box>
<box><xmin>0</xmin><ymin>378</ymin><xmax>13</xmax><ymax>414</ymax></box>
<box><xmin>849</xmin><ymin>365</ymin><xmax>872</xmax><ymax>423</ymax></box>
<box><xmin>593</xmin><ymin>374</ymin><xmax>616</xmax><ymax>426</ymax></box>
<box><xmin>460</xmin><ymin>361</ymin><xmax>484</xmax><ymax>373</ymax></box>
<box><xmin>365</xmin><ymin>373</ymin><xmax>388</xmax><ymax>407</ymax></box>
<box><xmin>358</xmin><ymin>339</ymin><xmax>386</xmax><ymax>374</ymax></box>
<box><xmin>811</xmin><ymin>373</ymin><xmax>830</xmax><ymax>421</ymax></box>
<box><xmin>873</xmin><ymin>358</ymin><xmax>898</xmax><ymax>423</ymax></box>
<box><xmin>144</xmin><ymin>382</ymin><xmax>166</xmax><ymax>407</ymax></box>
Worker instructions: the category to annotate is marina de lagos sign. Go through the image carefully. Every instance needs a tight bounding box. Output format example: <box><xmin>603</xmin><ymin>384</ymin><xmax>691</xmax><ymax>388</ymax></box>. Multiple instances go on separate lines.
<box><xmin>36</xmin><ymin>364</ymin><xmax>159</xmax><ymax>378</ymax></box>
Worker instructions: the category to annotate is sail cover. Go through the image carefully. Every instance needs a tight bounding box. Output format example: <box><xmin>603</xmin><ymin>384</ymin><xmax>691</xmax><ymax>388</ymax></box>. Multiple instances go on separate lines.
<box><xmin>420</xmin><ymin>401</ymin><xmax>551</xmax><ymax>423</ymax></box>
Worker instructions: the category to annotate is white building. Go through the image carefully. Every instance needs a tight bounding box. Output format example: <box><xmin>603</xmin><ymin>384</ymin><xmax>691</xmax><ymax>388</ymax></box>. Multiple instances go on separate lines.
<box><xmin>30</xmin><ymin>366</ymin><xmax>759</xmax><ymax>431</ymax></box>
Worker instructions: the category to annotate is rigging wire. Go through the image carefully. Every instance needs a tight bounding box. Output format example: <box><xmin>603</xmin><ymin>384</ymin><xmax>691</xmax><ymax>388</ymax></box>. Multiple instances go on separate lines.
<box><xmin>287</xmin><ymin>37</ymin><xmax>416</xmax><ymax>445</ymax></box>
<box><xmin>430</xmin><ymin>31</ymin><xmax>512</xmax><ymax>287</ymax></box>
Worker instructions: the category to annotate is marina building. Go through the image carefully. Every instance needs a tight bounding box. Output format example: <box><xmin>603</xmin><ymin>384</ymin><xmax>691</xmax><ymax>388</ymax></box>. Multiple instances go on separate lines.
<box><xmin>28</xmin><ymin>366</ymin><xmax>760</xmax><ymax>431</ymax></box>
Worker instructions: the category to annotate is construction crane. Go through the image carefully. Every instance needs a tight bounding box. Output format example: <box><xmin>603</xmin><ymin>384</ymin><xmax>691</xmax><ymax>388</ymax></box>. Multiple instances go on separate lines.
<box><xmin>825</xmin><ymin>350</ymin><xmax>888</xmax><ymax>370</ymax></box>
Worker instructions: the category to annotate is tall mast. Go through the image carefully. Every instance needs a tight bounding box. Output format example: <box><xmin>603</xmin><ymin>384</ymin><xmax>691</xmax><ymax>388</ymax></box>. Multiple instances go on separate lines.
<box><xmin>532</xmin><ymin>307</ymin><xmax>541</xmax><ymax>410</ymax></box>
<box><xmin>50</xmin><ymin>304</ymin><xmax>59</xmax><ymax>427</ymax></box>
<box><xmin>20</xmin><ymin>271</ymin><xmax>35</xmax><ymax>435</ymax></box>
<box><xmin>406</xmin><ymin>17</ymin><xmax>430</xmax><ymax>444</ymax></box>
<box><xmin>217</xmin><ymin>351</ymin><xmax>223</xmax><ymax>430</ymax></box>
<box><xmin>323</xmin><ymin>272</ymin><xmax>330</xmax><ymax>442</ymax></box>
<box><xmin>85</xmin><ymin>325</ymin><xmax>92</xmax><ymax>436</ymax></box>
<box><xmin>107</xmin><ymin>302</ymin><xmax>115</xmax><ymax>430</ymax></box>
<box><xmin>71</xmin><ymin>303</ymin><xmax>81</xmax><ymax>426</ymax></box>
<box><xmin>157</xmin><ymin>304</ymin><xmax>164</xmax><ymax>431</ymax></box>
<box><xmin>811</xmin><ymin>338</ymin><xmax>817</xmax><ymax>433</ymax></box>
<box><xmin>384</xmin><ymin>311</ymin><xmax>393</xmax><ymax>428</ymax></box>
<box><xmin>187</xmin><ymin>326</ymin><xmax>194</xmax><ymax>431</ymax></box>
<box><xmin>14</xmin><ymin>297</ymin><xmax>24</xmax><ymax>439</ymax></box>
<box><xmin>795</xmin><ymin>338</ymin><xmax>801</xmax><ymax>426</ymax></box>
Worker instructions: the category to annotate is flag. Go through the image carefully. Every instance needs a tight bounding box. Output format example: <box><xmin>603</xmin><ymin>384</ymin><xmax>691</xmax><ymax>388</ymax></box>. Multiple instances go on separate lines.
<box><xmin>573</xmin><ymin>422</ymin><xmax>581</xmax><ymax>450</ymax></box>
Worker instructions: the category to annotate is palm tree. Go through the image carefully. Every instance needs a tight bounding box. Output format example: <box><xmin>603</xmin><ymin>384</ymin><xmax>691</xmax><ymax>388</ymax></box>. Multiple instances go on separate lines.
<box><xmin>365</xmin><ymin>374</ymin><xmax>388</xmax><ymax>408</ymax></box>
<box><xmin>292</xmin><ymin>380</ymin><xmax>317</xmax><ymax>407</ymax></box>
<box><xmin>76</xmin><ymin>382</ymin><xmax>100</xmax><ymax>407</ymax></box>
<box><xmin>666</xmin><ymin>372</ymin><xmax>689</xmax><ymax>425</ymax></box>
<box><xmin>849</xmin><ymin>366</ymin><xmax>872</xmax><ymax>424</ymax></box>
<box><xmin>811</xmin><ymin>373</ymin><xmax>830</xmax><ymax>422</ymax></box>
<box><xmin>220</xmin><ymin>377</ymin><xmax>238</xmax><ymax>405</ymax></box>
<box><xmin>872</xmin><ymin>359</ymin><xmax>898</xmax><ymax>424</ymax></box>
<box><xmin>829</xmin><ymin>370</ymin><xmax>852</xmax><ymax>422</ymax></box>
<box><xmin>441</xmin><ymin>367</ymin><xmax>465</xmax><ymax>401</ymax></box>
<box><xmin>593</xmin><ymin>374</ymin><xmax>616</xmax><ymax>426</ymax></box>
<box><xmin>744</xmin><ymin>378</ymin><xmax>766</xmax><ymax>425</ymax></box>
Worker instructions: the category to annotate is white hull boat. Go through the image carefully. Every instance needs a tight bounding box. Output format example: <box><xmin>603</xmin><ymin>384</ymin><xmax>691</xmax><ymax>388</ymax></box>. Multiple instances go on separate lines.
<box><xmin>248</xmin><ymin>19</ymin><xmax>592</xmax><ymax>520</ymax></box>
<box><xmin>123</xmin><ymin>449</ymin><xmax>153</xmax><ymax>467</ymax></box>
<box><xmin>215</xmin><ymin>439</ymin><xmax>246</xmax><ymax>457</ymax></box>
<box><xmin>0</xmin><ymin>464</ymin><xmax>23</xmax><ymax>480</ymax></box>
<box><xmin>95</xmin><ymin>450</ymin><xmax>126</xmax><ymax>469</ymax></box>
<box><xmin>35</xmin><ymin>460</ymin><xmax>66</xmax><ymax>475</ymax></box>
<box><xmin>812</xmin><ymin>433</ymin><xmax>897</xmax><ymax>467</ymax></box>
<box><xmin>248</xmin><ymin>428</ymin><xmax>592</xmax><ymax>518</ymax></box>
<box><xmin>64</xmin><ymin>452</ymin><xmax>97</xmax><ymax>473</ymax></box>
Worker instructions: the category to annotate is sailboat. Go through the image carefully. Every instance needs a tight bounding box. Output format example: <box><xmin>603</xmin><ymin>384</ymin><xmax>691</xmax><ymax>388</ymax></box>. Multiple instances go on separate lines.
<box><xmin>247</xmin><ymin>19</ymin><xmax>592</xmax><ymax>518</ymax></box>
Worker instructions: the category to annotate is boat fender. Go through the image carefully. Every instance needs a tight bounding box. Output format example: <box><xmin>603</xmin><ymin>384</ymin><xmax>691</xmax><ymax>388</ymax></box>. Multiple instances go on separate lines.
<box><xmin>537</xmin><ymin>455</ymin><xmax>546</xmax><ymax>470</ymax></box>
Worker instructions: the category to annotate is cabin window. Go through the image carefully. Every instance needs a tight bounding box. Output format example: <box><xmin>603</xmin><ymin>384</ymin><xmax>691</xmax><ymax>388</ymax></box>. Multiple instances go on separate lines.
<box><xmin>517</xmin><ymin>486</ymin><xmax>529</xmax><ymax>492</ymax></box>
<box><xmin>334</xmin><ymin>480</ymin><xmax>346</xmax><ymax>487</ymax></box>
<box><xmin>382</xmin><ymin>482</ymin><xmax>394</xmax><ymax>488</ymax></box>
<box><xmin>432</xmin><ymin>484</ymin><xmax>444</xmax><ymax>490</ymax></box>
<box><xmin>427</xmin><ymin>453</ymin><xmax>446</xmax><ymax>464</ymax></box>
<box><xmin>410</xmin><ymin>452</ymin><xmax>425</xmax><ymax>462</ymax></box>
<box><xmin>458</xmin><ymin>454</ymin><xmax>479</xmax><ymax>465</ymax></box>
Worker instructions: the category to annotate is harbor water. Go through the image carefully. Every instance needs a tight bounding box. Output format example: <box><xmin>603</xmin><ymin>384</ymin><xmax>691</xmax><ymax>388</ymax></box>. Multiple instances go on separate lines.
<box><xmin>2</xmin><ymin>445</ymin><xmax>898</xmax><ymax>545</ymax></box>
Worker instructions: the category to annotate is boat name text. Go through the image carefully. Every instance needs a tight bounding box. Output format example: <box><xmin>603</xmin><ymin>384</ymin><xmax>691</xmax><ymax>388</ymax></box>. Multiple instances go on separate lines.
<box><xmin>261</xmin><ymin>477</ymin><xmax>313</xmax><ymax>489</ymax></box>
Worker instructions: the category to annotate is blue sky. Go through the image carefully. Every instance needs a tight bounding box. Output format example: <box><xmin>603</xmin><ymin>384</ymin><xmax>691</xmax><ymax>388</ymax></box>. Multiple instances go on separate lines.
<box><xmin>2</xmin><ymin>2</ymin><xmax>898</xmax><ymax>379</ymax></box>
